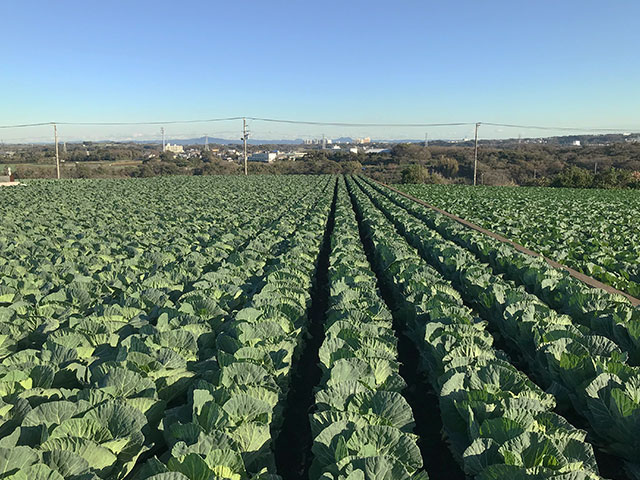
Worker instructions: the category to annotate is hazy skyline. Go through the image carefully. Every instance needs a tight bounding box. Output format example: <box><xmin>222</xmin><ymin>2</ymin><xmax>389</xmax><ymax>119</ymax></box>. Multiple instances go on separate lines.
<box><xmin>2</xmin><ymin>0</ymin><xmax>639</xmax><ymax>143</ymax></box>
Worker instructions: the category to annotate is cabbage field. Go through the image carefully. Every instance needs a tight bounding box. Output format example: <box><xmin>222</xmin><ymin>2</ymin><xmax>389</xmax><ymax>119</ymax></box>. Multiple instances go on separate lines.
<box><xmin>1</xmin><ymin>175</ymin><xmax>639</xmax><ymax>480</ymax></box>
<box><xmin>397</xmin><ymin>184</ymin><xmax>640</xmax><ymax>298</ymax></box>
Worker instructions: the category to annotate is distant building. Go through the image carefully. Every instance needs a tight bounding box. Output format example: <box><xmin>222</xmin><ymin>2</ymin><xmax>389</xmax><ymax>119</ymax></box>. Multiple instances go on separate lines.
<box><xmin>364</xmin><ymin>148</ymin><xmax>391</xmax><ymax>154</ymax></box>
<box><xmin>280</xmin><ymin>151</ymin><xmax>307</xmax><ymax>161</ymax></box>
<box><xmin>303</xmin><ymin>138</ymin><xmax>335</xmax><ymax>145</ymax></box>
<box><xmin>249</xmin><ymin>152</ymin><xmax>277</xmax><ymax>163</ymax></box>
<box><xmin>571</xmin><ymin>140</ymin><xmax>581</xmax><ymax>146</ymax></box>
<box><xmin>349</xmin><ymin>147</ymin><xmax>359</xmax><ymax>154</ymax></box>
<box><xmin>164</xmin><ymin>143</ymin><xmax>184</xmax><ymax>153</ymax></box>
<box><xmin>356</xmin><ymin>137</ymin><xmax>371</xmax><ymax>144</ymax></box>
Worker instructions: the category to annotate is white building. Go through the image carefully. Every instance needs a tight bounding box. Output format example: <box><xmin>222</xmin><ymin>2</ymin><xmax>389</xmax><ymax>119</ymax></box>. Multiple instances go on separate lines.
<box><xmin>571</xmin><ymin>140</ymin><xmax>581</xmax><ymax>146</ymax></box>
<box><xmin>280</xmin><ymin>151</ymin><xmax>307</xmax><ymax>161</ymax></box>
<box><xmin>164</xmin><ymin>143</ymin><xmax>184</xmax><ymax>153</ymax></box>
<box><xmin>364</xmin><ymin>148</ymin><xmax>391</xmax><ymax>154</ymax></box>
<box><xmin>249</xmin><ymin>152</ymin><xmax>277</xmax><ymax>163</ymax></box>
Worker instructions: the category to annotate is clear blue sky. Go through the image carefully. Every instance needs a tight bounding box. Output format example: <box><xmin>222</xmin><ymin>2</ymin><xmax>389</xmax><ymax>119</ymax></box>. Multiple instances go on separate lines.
<box><xmin>2</xmin><ymin>0</ymin><xmax>639</xmax><ymax>142</ymax></box>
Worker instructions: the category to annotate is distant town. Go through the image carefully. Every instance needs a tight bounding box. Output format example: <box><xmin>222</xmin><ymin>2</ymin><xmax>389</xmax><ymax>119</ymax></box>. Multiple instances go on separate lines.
<box><xmin>1</xmin><ymin>132</ymin><xmax>639</xmax><ymax>188</ymax></box>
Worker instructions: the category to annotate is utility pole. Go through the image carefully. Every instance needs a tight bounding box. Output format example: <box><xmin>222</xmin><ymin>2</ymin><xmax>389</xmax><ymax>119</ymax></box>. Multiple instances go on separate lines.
<box><xmin>424</xmin><ymin>132</ymin><xmax>428</xmax><ymax>147</ymax></box>
<box><xmin>53</xmin><ymin>123</ymin><xmax>61</xmax><ymax>179</ymax></box>
<box><xmin>242</xmin><ymin>118</ymin><xmax>249</xmax><ymax>175</ymax></box>
<box><xmin>161</xmin><ymin>127</ymin><xmax>166</xmax><ymax>151</ymax></box>
<box><xmin>204</xmin><ymin>134</ymin><xmax>209</xmax><ymax>151</ymax></box>
<box><xmin>322</xmin><ymin>133</ymin><xmax>326</xmax><ymax>150</ymax></box>
<box><xmin>473</xmin><ymin>122</ymin><xmax>481</xmax><ymax>186</ymax></box>
<box><xmin>594</xmin><ymin>161</ymin><xmax>598</xmax><ymax>174</ymax></box>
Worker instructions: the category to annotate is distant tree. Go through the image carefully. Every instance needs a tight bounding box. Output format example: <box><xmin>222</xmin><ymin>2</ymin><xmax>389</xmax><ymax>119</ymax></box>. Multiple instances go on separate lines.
<box><xmin>303</xmin><ymin>151</ymin><xmax>329</xmax><ymax>162</ymax></box>
<box><xmin>592</xmin><ymin>167</ymin><xmax>633</xmax><ymax>188</ymax></box>
<box><xmin>159</xmin><ymin>151</ymin><xmax>175</xmax><ymax>162</ymax></box>
<box><xmin>194</xmin><ymin>160</ymin><xmax>241</xmax><ymax>175</ymax></box>
<box><xmin>392</xmin><ymin>144</ymin><xmax>431</xmax><ymax>164</ymax></box>
<box><xmin>201</xmin><ymin>150</ymin><xmax>216</xmax><ymax>163</ymax></box>
<box><xmin>314</xmin><ymin>160</ymin><xmax>342</xmax><ymax>174</ymax></box>
<box><xmin>341</xmin><ymin>161</ymin><xmax>363</xmax><ymax>174</ymax></box>
<box><xmin>551</xmin><ymin>166</ymin><xmax>593</xmax><ymax>188</ymax></box>
<box><xmin>401</xmin><ymin>164</ymin><xmax>429</xmax><ymax>183</ymax></box>
<box><xmin>130</xmin><ymin>161</ymin><xmax>181</xmax><ymax>177</ymax></box>
<box><xmin>73</xmin><ymin>164</ymin><xmax>92</xmax><ymax>179</ymax></box>
<box><xmin>434</xmin><ymin>155</ymin><xmax>459</xmax><ymax>177</ymax></box>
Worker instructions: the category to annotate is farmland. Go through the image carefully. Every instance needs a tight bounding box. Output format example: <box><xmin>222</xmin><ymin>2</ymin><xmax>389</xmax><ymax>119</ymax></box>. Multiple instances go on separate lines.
<box><xmin>397</xmin><ymin>184</ymin><xmax>640</xmax><ymax>297</ymax></box>
<box><xmin>1</xmin><ymin>175</ymin><xmax>640</xmax><ymax>480</ymax></box>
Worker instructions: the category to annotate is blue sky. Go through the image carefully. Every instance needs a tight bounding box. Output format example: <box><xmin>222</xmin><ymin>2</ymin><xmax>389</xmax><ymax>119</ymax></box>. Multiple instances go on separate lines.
<box><xmin>2</xmin><ymin>0</ymin><xmax>639</xmax><ymax>142</ymax></box>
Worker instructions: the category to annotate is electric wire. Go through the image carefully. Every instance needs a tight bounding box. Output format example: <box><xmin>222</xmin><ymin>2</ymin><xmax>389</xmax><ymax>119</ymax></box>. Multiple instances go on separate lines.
<box><xmin>1</xmin><ymin>117</ymin><xmax>638</xmax><ymax>134</ymax></box>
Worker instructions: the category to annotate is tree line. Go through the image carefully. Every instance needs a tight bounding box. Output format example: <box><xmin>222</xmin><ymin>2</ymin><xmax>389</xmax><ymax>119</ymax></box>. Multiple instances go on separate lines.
<box><xmin>2</xmin><ymin>140</ymin><xmax>640</xmax><ymax>188</ymax></box>
<box><xmin>366</xmin><ymin>142</ymin><xmax>640</xmax><ymax>188</ymax></box>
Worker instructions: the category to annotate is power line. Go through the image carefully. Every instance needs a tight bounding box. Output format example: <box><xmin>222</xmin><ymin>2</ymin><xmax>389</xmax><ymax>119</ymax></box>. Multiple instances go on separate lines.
<box><xmin>246</xmin><ymin>117</ymin><xmax>475</xmax><ymax>127</ymax></box>
<box><xmin>0</xmin><ymin>117</ymin><xmax>638</xmax><ymax>133</ymax></box>
<box><xmin>0</xmin><ymin>118</ymin><xmax>473</xmax><ymax>129</ymax></box>
<box><xmin>57</xmin><ymin>116</ymin><xmax>244</xmax><ymax>127</ymax></box>
<box><xmin>0</xmin><ymin>117</ymin><xmax>243</xmax><ymax>129</ymax></box>
<box><xmin>482</xmin><ymin>122</ymin><xmax>635</xmax><ymax>133</ymax></box>
<box><xmin>0</xmin><ymin>122</ymin><xmax>56</xmax><ymax>129</ymax></box>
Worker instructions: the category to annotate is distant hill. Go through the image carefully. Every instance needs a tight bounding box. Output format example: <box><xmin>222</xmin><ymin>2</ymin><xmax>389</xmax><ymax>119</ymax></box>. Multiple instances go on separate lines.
<box><xmin>146</xmin><ymin>137</ymin><xmax>305</xmax><ymax>146</ymax></box>
<box><xmin>9</xmin><ymin>133</ymin><xmax>639</xmax><ymax>147</ymax></box>
<box><xmin>153</xmin><ymin>136</ymin><xmax>359</xmax><ymax>145</ymax></box>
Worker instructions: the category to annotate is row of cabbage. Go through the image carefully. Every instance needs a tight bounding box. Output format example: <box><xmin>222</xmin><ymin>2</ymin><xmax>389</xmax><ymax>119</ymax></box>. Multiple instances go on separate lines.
<box><xmin>309</xmin><ymin>178</ymin><xmax>428</xmax><ymax>480</ymax></box>
<box><xmin>135</xmin><ymin>177</ymin><xmax>336</xmax><ymax>479</ymax></box>
<box><xmin>0</xmin><ymin>176</ymin><xmax>328</xmax><ymax>368</ymax></box>
<box><xmin>355</xmin><ymin>176</ymin><xmax>640</xmax><ymax>479</ymax></box>
<box><xmin>0</xmin><ymin>176</ymin><xmax>327</xmax><ymax>360</ymax></box>
<box><xmin>397</xmin><ymin>184</ymin><xmax>640</xmax><ymax>297</ymax></box>
<box><xmin>346</xmin><ymin>176</ymin><xmax>604</xmax><ymax>480</ymax></box>
<box><xmin>0</xmin><ymin>178</ymin><xmax>335</xmax><ymax>479</ymax></box>
<box><xmin>365</xmin><ymin>177</ymin><xmax>640</xmax><ymax>365</ymax></box>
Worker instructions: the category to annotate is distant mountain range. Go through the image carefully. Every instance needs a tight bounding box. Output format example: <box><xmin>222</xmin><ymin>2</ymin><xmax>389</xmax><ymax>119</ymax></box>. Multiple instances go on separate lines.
<box><xmin>8</xmin><ymin>133</ymin><xmax>639</xmax><ymax>147</ymax></box>
<box><xmin>148</xmin><ymin>137</ymin><xmax>305</xmax><ymax>146</ymax></box>
<box><xmin>134</xmin><ymin>133</ymin><xmax>640</xmax><ymax>147</ymax></box>
<box><xmin>141</xmin><ymin>136</ymin><xmax>360</xmax><ymax>146</ymax></box>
